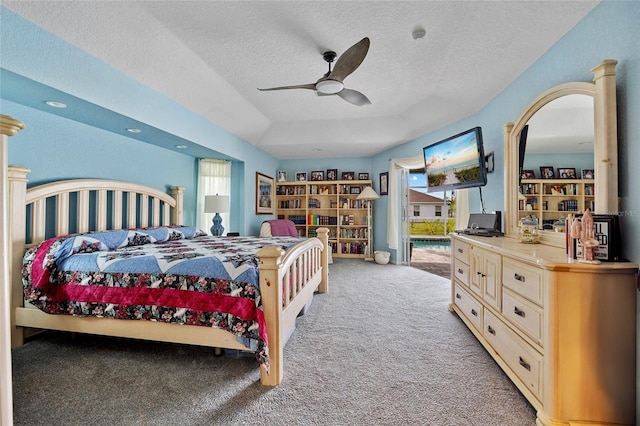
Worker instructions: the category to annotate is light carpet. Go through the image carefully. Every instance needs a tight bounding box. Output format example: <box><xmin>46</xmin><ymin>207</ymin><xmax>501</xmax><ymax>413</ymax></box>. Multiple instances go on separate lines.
<box><xmin>11</xmin><ymin>259</ymin><xmax>536</xmax><ymax>425</ymax></box>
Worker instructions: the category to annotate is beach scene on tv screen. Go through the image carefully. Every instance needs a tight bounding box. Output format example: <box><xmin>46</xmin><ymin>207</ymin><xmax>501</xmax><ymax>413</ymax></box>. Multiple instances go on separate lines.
<box><xmin>424</xmin><ymin>132</ymin><xmax>481</xmax><ymax>188</ymax></box>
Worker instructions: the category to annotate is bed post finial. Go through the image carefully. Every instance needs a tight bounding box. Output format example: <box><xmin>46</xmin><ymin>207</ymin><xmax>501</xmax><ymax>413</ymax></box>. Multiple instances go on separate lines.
<box><xmin>169</xmin><ymin>186</ymin><xmax>185</xmax><ymax>225</ymax></box>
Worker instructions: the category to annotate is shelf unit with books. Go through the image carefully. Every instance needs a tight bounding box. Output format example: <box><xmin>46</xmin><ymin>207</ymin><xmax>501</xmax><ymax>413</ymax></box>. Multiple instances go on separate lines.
<box><xmin>276</xmin><ymin>180</ymin><xmax>372</xmax><ymax>258</ymax></box>
<box><xmin>518</xmin><ymin>178</ymin><xmax>595</xmax><ymax>228</ymax></box>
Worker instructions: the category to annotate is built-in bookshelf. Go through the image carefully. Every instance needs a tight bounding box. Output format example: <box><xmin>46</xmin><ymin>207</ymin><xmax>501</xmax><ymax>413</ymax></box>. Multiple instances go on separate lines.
<box><xmin>276</xmin><ymin>180</ymin><xmax>372</xmax><ymax>258</ymax></box>
<box><xmin>518</xmin><ymin>178</ymin><xmax>595</xmax><ymax>228</ymax></box>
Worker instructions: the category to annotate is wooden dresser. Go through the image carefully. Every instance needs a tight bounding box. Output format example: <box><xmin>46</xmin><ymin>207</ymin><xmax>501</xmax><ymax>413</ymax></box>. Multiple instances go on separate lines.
<box><xmin>450</xmin><ymin>233</ymin><xmax>637</xmax><ymax>425</ymax></box>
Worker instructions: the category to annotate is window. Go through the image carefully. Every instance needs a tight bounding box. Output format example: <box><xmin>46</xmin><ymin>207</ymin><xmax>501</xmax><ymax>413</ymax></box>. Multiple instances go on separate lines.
<box><xmin>435</xmin><ymin>205</ymin><xmax>442</xmax><ymax>217</ymax></box>
<box><xmin>413</xmin><ymin>205</ymin><xmax>420</xmax><ymax>217</ymax></box>
<box><xmin>197</xmin><ymin>159</ymin><xmax>231</xmax><ymax>234</ymax></box>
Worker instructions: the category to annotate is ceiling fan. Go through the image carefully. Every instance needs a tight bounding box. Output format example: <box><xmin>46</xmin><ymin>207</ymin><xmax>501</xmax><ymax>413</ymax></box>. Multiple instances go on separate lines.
<box><xmin>258</xmin><ymin>37</ymin><xmax>371</xmax><ymax>106</ymax></box>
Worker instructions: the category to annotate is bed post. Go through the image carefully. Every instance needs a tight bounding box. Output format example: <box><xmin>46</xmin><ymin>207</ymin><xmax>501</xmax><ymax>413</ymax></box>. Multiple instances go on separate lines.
<box><xmin>1</xmin><ymin>114</ymin><xmax>25</xmax><ymax>426</ymax></box>
<box><xmin>169</xmin><ymin>186</ymin><xmax>184</xmax><ymax>225</ymax></box>
<box><xmin>256</xmin><ymin>246</ymin><xmax>285</xmax><ymax>386</ymax></box>
<box><xmin>316</xmin><ymin>227</ymin><xmax>329</xmax><ymax>293</ymax></box>
<box><xmin>8</xmin><ymin>165</ymin><xmax>29</xmax><ymax>348</ymax></box>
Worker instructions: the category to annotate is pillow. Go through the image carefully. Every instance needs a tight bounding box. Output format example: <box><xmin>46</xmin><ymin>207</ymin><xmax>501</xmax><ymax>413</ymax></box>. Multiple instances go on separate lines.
<box><xmin>261</xmin><ymin>220</ymin><xmax>299</xmax><ymax>237</ymax></box>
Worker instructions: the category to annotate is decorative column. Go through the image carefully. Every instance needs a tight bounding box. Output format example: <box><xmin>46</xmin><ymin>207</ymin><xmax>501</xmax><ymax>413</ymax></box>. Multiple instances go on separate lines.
<box><xmin>0</xmin><ymin>114</ymin><xmax>25</xmax><ymax>426</ymax></box>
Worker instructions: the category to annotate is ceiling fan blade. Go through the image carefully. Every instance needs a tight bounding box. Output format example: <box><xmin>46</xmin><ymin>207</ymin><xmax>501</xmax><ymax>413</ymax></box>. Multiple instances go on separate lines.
<box><xmin>336</xmin><ymin>88</ymin><xmax>371</xmax><ymax>106</ymax></box>
<box><xmin>258</xmin><ymin>83</ymin><xmax>316</xmax><ymax>91</ymax></box>
<box><xmin>329</xmin><ymin>37</ymin><xmax>370</xmax><ymax>82</ymax></box>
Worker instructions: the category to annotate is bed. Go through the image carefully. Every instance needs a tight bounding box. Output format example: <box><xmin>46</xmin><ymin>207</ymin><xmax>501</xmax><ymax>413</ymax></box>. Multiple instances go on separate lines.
<box><xmin>7</xmin><ymin>165</ymin><xmax>329</xmax><ymax>386</ymax></box>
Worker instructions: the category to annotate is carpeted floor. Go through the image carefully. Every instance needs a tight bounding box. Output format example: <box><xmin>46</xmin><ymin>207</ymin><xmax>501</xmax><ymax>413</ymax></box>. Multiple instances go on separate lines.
<box><xmin>11</xmin><ymin>259</ymin><xmax>536</xmax><ymax>425</ymax></box>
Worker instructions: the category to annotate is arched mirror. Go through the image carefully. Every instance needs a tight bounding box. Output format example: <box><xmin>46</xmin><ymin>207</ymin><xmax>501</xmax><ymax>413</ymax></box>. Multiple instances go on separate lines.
<box><xmin>504</xmin><ymin>60</ymin><xmax>618</xmax><ymax>247</ymax></box>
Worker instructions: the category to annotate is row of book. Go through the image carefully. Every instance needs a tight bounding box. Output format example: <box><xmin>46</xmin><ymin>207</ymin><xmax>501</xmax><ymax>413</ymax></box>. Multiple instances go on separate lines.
<box><xmin>338</xmin><ymin>242</ymin><xmax>368</xmax><ymax>255</ymax></box>
<box><xmin>339</xmin><ymin>228</ymin><xmax>368</xmax><ymax>239</ymax></box>
<box><xmin>338</xmin><ymin>198</ymin><xmax>367</xmax><ymax>209</ymax></box>
<box><xmin>557</xmin><ymin>199</ymin><xmax>580</xmax><ymax>211</ymax></box>
<box><xmin>277</xmin><ymin>185</ymin><xmax>306</xmax><ymax>195</ymax></box>
<box><xmin>279</xmin><ymin>199</ymin><xmax>302</xmax><ymax>209</ymax></box>
<box><xmin>307</xmin><ymin>215</ymin><xmax>337</xmax><ymax>225</ymax></box>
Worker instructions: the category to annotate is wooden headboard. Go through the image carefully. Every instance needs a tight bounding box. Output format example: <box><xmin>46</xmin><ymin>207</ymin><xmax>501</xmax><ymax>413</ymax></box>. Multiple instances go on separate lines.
<box><xmin>7</xmin><ymin>165</ymin><xmax>185</xmax><ymax>346</ymax></box>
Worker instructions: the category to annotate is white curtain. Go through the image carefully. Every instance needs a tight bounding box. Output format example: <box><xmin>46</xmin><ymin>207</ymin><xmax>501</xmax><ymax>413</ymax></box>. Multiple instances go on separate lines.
<box><xmin>196</xmin><ymin>159</ymin><xmax>231</xmax><ymax>234</ymax></box>
<box><xmin>455</xmin><ymin>188</ymin><xmax>470</xmax><ymax>232</ymax></box>
<box><xmin>387</xmin><ymin>156</ymin><xmax>423</xmax><ymax>251</ymax></box>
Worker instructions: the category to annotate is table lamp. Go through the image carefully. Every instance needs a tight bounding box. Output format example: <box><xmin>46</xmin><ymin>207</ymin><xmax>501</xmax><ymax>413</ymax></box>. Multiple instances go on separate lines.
<box><xmin>204</xmin><ymin>194</ymin><xmax>230</xmax><ymax>236</ymax></box>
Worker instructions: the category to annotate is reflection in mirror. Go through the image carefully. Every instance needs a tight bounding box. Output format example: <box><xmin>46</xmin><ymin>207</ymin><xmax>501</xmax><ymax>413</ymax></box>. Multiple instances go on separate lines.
<box><xmin>520</xmin><ymin>94</ymin><xmax>594</xmax><ymax>231</ymax></box>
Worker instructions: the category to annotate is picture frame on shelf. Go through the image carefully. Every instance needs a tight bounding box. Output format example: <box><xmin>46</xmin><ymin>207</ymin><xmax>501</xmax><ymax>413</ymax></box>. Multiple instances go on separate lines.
<box><xmin>342</xmin><ymin>171</ymin><xmax>355</xmax><ymax>180</ymax></box>
<box><xmin>521</xmin><ymin>170</ymin><xmax>536</xmax><ymax>179</ymax></box>
<box><xmin>256</xmin><ymin>172</ymin><xmax>274</xmax><ymax>215</ymax></box>
<box><xmin>358</xmin><ymin>172</ymin><xmax>369</xmax><ymax>180</ymax></box>
<box><xmin>540</xmin><ymin>166</ymin><xmax>555</xmax><ymax>179</ymax></box>
<box><xmin>582</xmin><ymin>169</ymin><xmax>594</xmax><ymax>179</ymax></box>
<box><xmin>295</xmin><ymin>171</ymin><xmax>307</xmax><ymax>182</ymax></box>
<box><xmin>277</xmin><ymin>170</ymin><xmax>287</xmax><ymax>182</ymax></box>
<box><xmin>379</xmin><ymin>172</ymin><xmax>389</xmax><ymax>195</ymax></box>
<box><xmin>350</xmin><ymin>186</ymin><xmax>361</xmax><ymax>194</ymax></box>
<box><xmin>311</xmin><ymin>170</ymin><xmax>324</xmax><ymax>181</ymax></box>
<box><xmin>326</xmin><ymin>169</ymin><xmax>338</xmax><ymax>181</ymax></box>
<box><xmin>558</xmin><ymin>167</ymin><xmax>576</xmax><ymax>179</ymax></box>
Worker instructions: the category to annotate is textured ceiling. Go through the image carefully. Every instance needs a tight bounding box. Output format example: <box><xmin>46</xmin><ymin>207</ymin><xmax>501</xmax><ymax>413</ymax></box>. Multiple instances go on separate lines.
<box><xmin>3</xmin><ymin>1</ymin><xmax>599</xmax><ymax>159</ymax></box>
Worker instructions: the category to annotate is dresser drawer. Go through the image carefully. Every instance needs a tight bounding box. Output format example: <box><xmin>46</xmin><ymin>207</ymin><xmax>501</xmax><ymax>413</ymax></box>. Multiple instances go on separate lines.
<box><xmin>502</xmin><ymin>288</ymin><xmax>543</xmax><ymax>345</ymax></box>
<box><xmin>453</xmin><ymin>258</ymin><xmax>469</xmax><ymax>287</ymax></box>
<box><xmin>503</xmin><ymin>258</ymin><xmax>543</xmax><ymax>306</ymax></box>
<box><xmin>454</xmin><ymin>284</ymin><xmax>483</xmax><ymax>331</ymax></box>
<box><xmin>453</xmin><ymin>240</ymin><xmax>470</xmax><ymax>264</ymax></box>
<box><xmin>484</xmin><ymin>310</ymin><xmax>543</xmax><ymax>402</ymax></box>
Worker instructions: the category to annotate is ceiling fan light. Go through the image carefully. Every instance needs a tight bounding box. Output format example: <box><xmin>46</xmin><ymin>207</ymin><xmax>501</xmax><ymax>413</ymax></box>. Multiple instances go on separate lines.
<box><xmin>316</xmin><ymin>79</ymin><xmax>344</xmax><ymax>94</ymax></box>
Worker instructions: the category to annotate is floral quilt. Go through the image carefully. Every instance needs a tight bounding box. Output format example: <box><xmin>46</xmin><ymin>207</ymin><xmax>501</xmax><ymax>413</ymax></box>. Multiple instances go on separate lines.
<box><xmin>21</xmin><ymin>226</ymin><xmax>304</xmax><ymax>369</ymax></box>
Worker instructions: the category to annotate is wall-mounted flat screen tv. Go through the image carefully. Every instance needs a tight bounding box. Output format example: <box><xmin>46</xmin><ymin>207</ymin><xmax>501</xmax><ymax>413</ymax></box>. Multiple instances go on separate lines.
<box><xmin>422</xmin><ymin>126</ymin><xmax>487</xmax><ymax>193</ymax></box>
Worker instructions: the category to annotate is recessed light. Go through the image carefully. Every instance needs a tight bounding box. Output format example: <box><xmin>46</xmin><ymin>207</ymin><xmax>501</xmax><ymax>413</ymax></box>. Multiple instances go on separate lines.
<box><xmin>45</xmin><ymin>101</ymin><xmax>67</xmax><ymax>108</ymax></box>
<box><xmin>313</xmin><ymin>148</ymin><xmax>322</xmax><ymax>152</ymax></box>
<box><xmin>126</xmin><ymin>128</ymin><xmax>142</xmax><ymax>133</ymax></box>
<box><xmin>175</xmin><ymin>145</ymin><xmax>187</xmax><ymax>149</ymax></box>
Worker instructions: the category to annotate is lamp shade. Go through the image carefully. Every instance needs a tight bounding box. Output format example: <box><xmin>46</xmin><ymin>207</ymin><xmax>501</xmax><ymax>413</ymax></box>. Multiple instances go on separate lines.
<box><xmin>204</xmin><ymin>195</ymin><xmax>230</xmax><ymax>213</ymax></box>
<box><xmin>357</xmin><ymin>186</ymin><xmax>380</xmax><ymax>201</ymax></box>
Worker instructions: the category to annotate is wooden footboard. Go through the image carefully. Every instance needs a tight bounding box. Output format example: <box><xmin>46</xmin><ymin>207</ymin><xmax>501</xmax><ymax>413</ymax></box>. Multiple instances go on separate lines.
<box><xmin>7</xmin><ymin>165</ymin><xmax>329</xmax><ymax>386</ymax></box>
<box><xmin>257</xmin><ymin>227</ymin><xmax>329</xmax><ymax>385</ymax></box>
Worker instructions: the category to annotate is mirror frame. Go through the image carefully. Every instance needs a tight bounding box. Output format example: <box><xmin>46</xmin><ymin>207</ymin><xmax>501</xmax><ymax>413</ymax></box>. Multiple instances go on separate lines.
<box><xmin>504</xmin><ymin>60</ymin><xmax>618</xmax><ymax>247</ymax></box>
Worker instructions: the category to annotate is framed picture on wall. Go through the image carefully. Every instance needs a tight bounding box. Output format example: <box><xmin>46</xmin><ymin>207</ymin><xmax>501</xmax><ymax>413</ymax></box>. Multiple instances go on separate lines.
<box><xmin>358</xmin><ymin>173</ymin><xmax>369</xmax><ymax>180</ymax></box>
<box><xmin>311</xmin><ymin>170</ymin><xmax>324</xmax><ymax>181</ymax></box>
<box><xmin>256</xmin><ymin>172</ymin><xmax>274</xmax><ymax>215</ymax></box>
<box><xmin>379</xmin><ymin>172</ymin><xmax>389</xmax><ymax>195</ymax></box>
<box><xmin>295</xmin><ymin>171</ymin><xmax>307</xmax><ymax>182</ymax></box>
<box><xmin>326</xmin><ymin>169</ymin><xmax>338</xmax><ymax>181</ymax></box>
<box><xmin>277</xmin><ymin>170</ymin><xmax>287</xmax><ymax>182</ymax></box>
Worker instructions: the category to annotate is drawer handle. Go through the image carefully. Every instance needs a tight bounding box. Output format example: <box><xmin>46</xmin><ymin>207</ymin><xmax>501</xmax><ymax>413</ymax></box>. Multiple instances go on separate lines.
<box><xmin>514</xmin><ymin>306</ymin><xmax>526</xmax><ymax>318</ymax></box>
<box><xmin>471</xmin><ymin>309</ymin><xmax>478</xmax><ymax>317</ymax></box>
<box><xmin>518</xmin><ymin>356</ymin><xmax>531</xmax><ymax>372</ymax></box>
<box><xmin>487</xmin><ymin>325</ymin><xmax>496</xmax><ymax>335</ymax></box>
<box><xmin>477</xmin><ymin>272</ymin><xmax>486</xmax><ymax>277</ymax></box>
<box><xmin>457</xmin><ymin>268</ymin><xmax>463</xmax><ymax>274</ymax></box>
<box><xmin>514</xmin><ymin>273</ymin><xmax>526</xmax><ymax>282</ymax></box>
<box><xmin>455</xmin><ymin>293</ymin><xmax>462</xmax><ymax>299</ymax></box>
<box><xmin>457</xmin><ymin>248</ymin><xmax>464</xmax><ymax>253</ymax></box>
